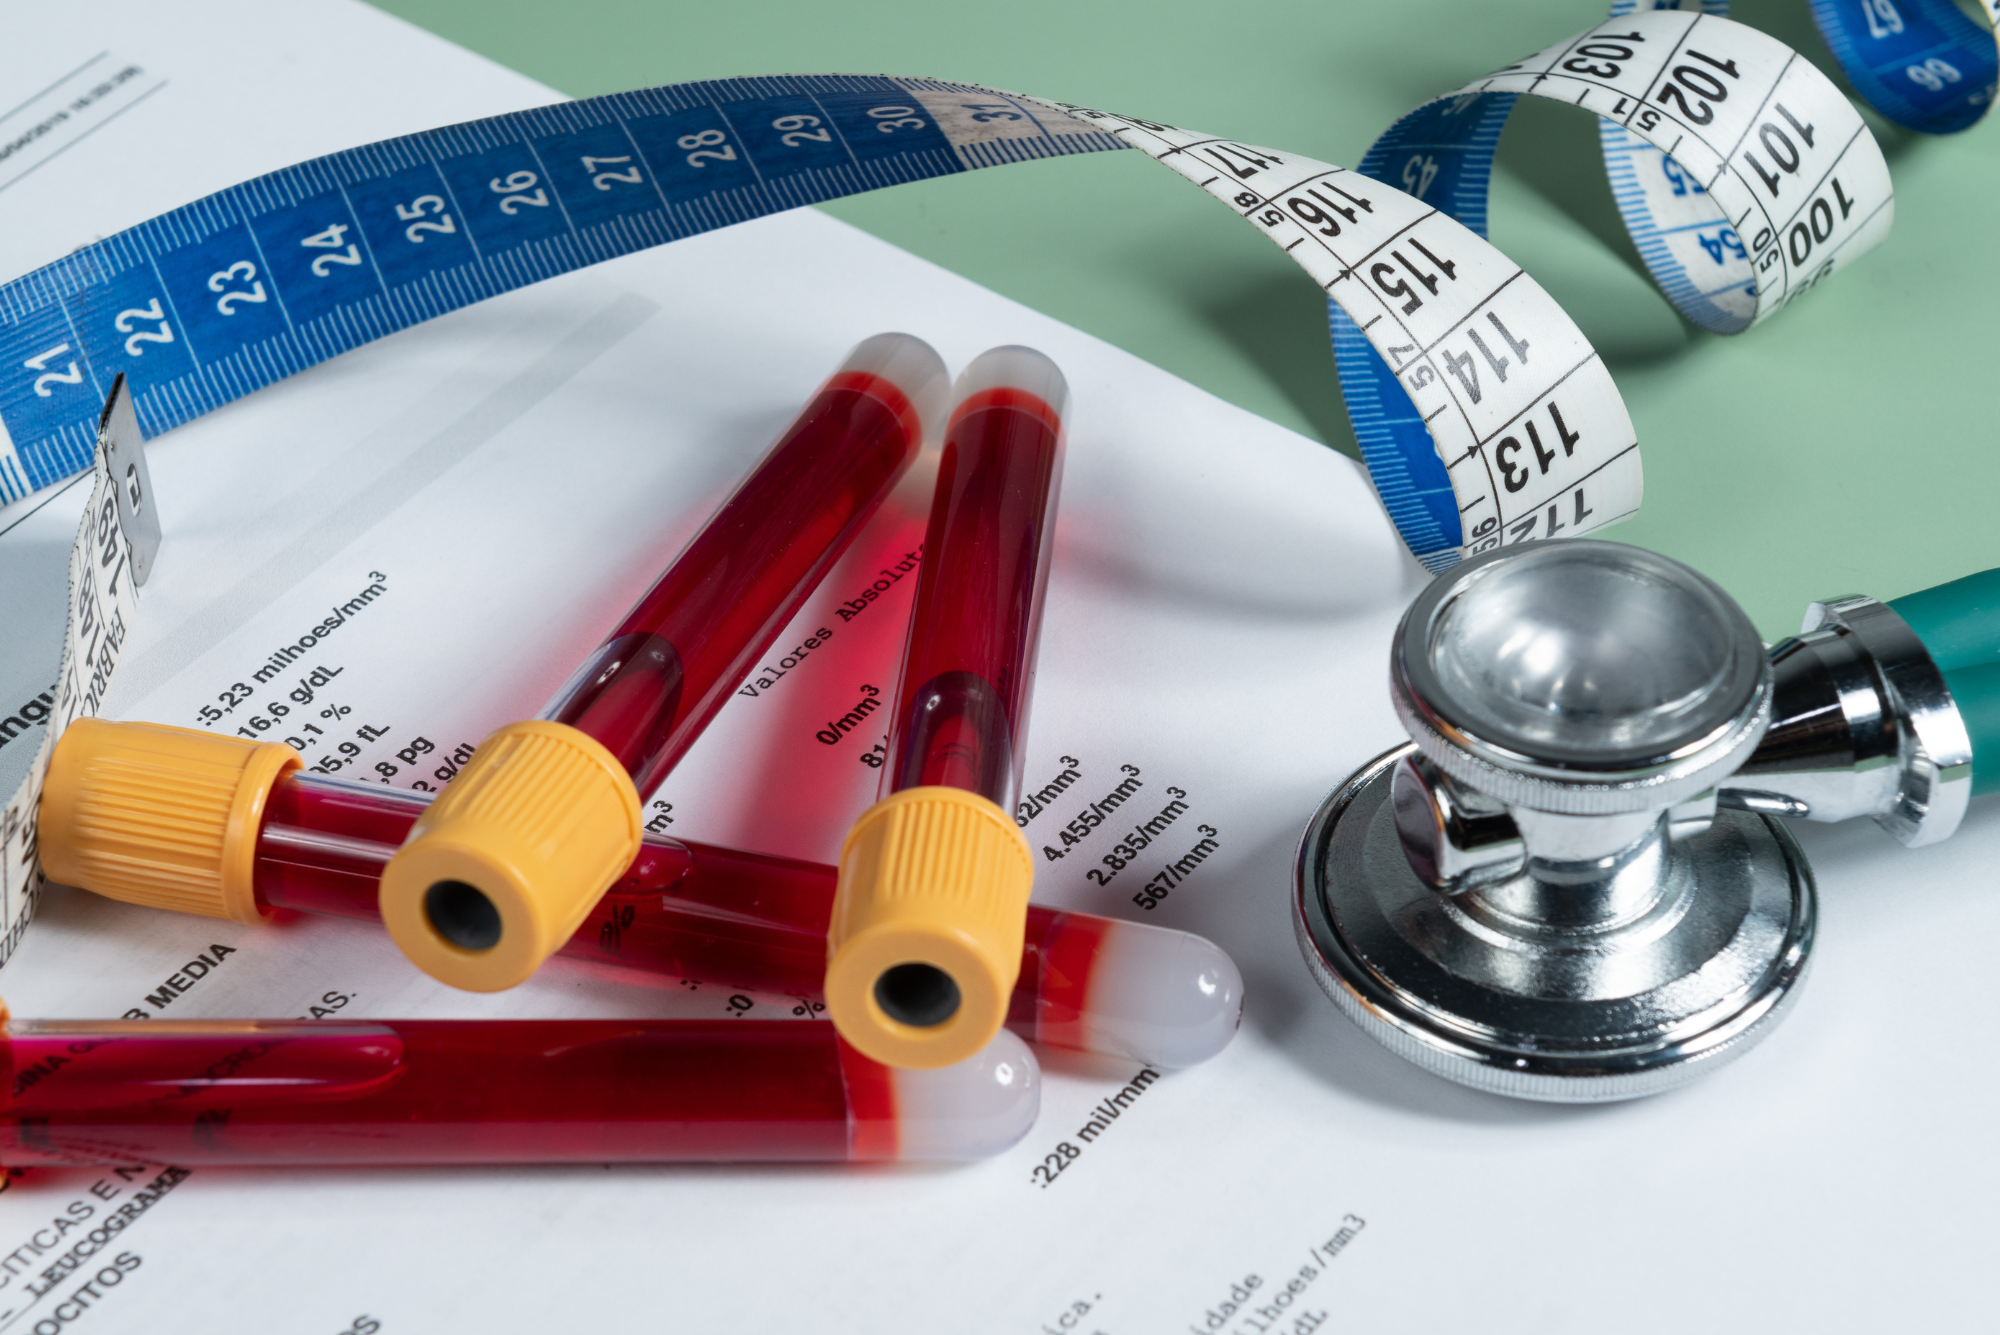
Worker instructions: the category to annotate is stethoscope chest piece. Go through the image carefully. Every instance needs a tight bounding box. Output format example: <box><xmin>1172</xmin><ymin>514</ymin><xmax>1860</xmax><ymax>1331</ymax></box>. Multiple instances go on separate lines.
<box><xmin>1295</xmin><ymin>542</ymin><xmax>1817</xmax><ymax>1102</ymax></box>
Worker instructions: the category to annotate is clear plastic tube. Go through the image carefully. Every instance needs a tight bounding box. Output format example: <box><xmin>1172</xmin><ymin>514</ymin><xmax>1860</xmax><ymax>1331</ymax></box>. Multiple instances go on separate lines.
<box><xmin>882</xmin><ymin>346</ymin><xmax>1068</xmax><ymax>810</ymax></box>
<box><xmin>545</xmin><ymin>333</ymin><xmax>951</xmax><ymax>796</ymax></box>
<box><xmin>39</xmin><ymin>725</ymin><xmax>1245</xmax><ymax>1068</ymax></box>
<box><xmin>0</xmin><ymin>1016</ymin><xmax>1037</xmax><ymax>1165</ymax></box>
<box><xmin>254</xmin><ymin>772</ymin><xmax>1240</xmax><ymax>1067</ymax></box>
<box><xmin>1013</xmin><ymin>909</ymin><xmax>1243</xmax><ymax>1070</ymax></box>
<box><xmin>824</xmin><ymin>347</ymin><xmax>1070</xmax><ymax>1069</ymax></box>
<box><xmin>376</xmin><ymin>334</ymin><xmax>949</xmax><ymax>991</ymax></box>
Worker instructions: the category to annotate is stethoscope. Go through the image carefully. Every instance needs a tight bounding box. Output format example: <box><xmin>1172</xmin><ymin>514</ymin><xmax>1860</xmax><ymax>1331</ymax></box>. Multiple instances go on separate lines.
<box><xmin>1294</xmin><ymin>540</ymin><xmax>1995</xmax><ymax>1103</ymax></box>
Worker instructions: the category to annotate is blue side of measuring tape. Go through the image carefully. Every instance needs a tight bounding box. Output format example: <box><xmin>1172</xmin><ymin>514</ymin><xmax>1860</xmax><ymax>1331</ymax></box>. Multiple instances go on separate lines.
<box><xmin>1809</xmin><ymin>0</ymin><xmax>1998</xmax><ymax>135</ymax></box>
<box><xmin>0</xmin><ymin>72</ymin><xmax>1506</xmax><ymax>575</ymax></box>
<box><xmin>1324</xmin><ymin>92</ymin><xmax>1517</xmax><ymax>566</ymax></box>
<box><xmin>1595</xmin><ymin>117</ymin><xmax>1758</xmax><ymax>336</ymax></box>
<box><xmin>0</xmin><ymin>75</ymin><xmax>1126</xmax><ymax>506</ymax></box>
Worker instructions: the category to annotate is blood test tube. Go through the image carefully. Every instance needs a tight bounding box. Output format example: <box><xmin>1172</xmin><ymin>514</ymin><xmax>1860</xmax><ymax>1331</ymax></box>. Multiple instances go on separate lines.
<box><xmin>376</xmin><ymin>333</ymin><xmax>947</xmax><ymax>992</ymax></box>
<box><xmin>39</xmin><ymin>722</ymin><xmax>1244</xmax><ymax>1069</ymax></box>
<box><xmin>0</xmin><ymin>1009</ymin><xmax>1038</xmax><ymax>1166</ymax></box>
<box><xmin>824</xmin><ymin>347</ymin><xmax>1067</xmax><ymax>1069</ymax></box>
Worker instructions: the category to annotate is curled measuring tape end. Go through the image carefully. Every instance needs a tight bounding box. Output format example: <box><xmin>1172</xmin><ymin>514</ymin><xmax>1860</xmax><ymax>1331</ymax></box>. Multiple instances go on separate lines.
<box><xmin>1322</xmin><ymin>1</ymin><xmax>1919</xmax><ymax>566</ymax></box>
<box><xmin>1620</xmin><ymin>1</ymin><xmax>1997</xmax><ymax>137</ymax></box>
<box><xmin>1029</xmin><ymin>98</ymin><xmax>1643</xmax><ymax>573</ymax></box>
<box><xmin>1360</xmin><ymin>7</ymin><xmax>1895</xmax><ymax>339</ymax></box>
<box><xmin>1802</xmin><ymin>0</ymin><xmax>2000</xmax><ymax>136</ymax></box>
<box><xmin>0</xmin><ymin>73</ymin><xmax>1642</xmax><ymax>572</ymax></box>
<box><xmin>96</xmin><ymin>375</ymin><xmax>160</xmax><ymax>588</ymax></box>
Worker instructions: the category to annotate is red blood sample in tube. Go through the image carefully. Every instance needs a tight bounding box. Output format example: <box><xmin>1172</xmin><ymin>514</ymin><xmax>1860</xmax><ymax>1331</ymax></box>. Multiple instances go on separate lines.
<box><xmin>0</xmin><ymin>1018</ymin><xmax>1037</xmax><ymax>1166</ymax></box>
<box><xmin>546</xmin><ymin>333</ymin><xmax>948</xmax><ymax>796</ymax></box>
<box><xmin>882</xmin><ymin>347</ymin><xmax>1067</xmax><ymax>809</ymax></box>
<box><xmin>817</xmin><ymin>347</ymin><xmax>1071</xmax><ymax>1066</ymax></box>
<box><xmin>374</xmin><ymin>335</ymin><xmax>947</xmax><ymax>989</ymax></box>
<box><xmin>253</xmin><ymin>773</ymin><xmax>1239</xmax><ymax>1067</ymax></box>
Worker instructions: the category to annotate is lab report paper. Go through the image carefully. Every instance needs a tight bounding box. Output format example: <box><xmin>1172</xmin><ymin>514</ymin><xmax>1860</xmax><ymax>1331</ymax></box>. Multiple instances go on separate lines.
<box><xmin>0</xmin><ymin>3</ymin><xmax>1993</xmax><ymax>1331</ymax></box>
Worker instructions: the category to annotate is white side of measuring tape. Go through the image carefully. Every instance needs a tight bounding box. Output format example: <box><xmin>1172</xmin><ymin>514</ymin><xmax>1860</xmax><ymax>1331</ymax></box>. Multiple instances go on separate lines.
<box><xmin>1328</xmin><ymin>7</ymin><xmax>1901</xmax><ymax>567</ymax></box>
<box><xmin>1067</xmin><ymin>101</ymin><xmax>1644</xmax><ymax>576</ymax></box>
<box><xmin>1596</xmin><ymin>5</ymin><xmax>1896</xmax><ymax>332</ymax></box>
<box><xmin>1391</xmin><ymin>8</ymin><xmax>1896</xmax><ymax>336</ymax></box>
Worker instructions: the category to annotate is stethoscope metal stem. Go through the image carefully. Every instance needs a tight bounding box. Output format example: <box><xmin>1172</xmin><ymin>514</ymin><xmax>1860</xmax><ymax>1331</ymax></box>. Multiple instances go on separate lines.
<box><xmin>1730</xmin><ymin>594</ymin><xmax>1973</xmax><ymax>845</ymax></box>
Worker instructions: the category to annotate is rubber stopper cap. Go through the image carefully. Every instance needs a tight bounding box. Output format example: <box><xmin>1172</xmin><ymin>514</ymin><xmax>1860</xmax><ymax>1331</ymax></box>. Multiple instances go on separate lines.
<box><xmin>378</xmin><ymin>719</ymin><xmax>641</xmax><ymax>992</ymax></box>
<box><xmin>825</xmin><ymin>786</ymin><xmax>1034</xmax><ymax>1069</ymax></box>
<box><xmin>37</xmin><ymin>718</ymin><xmax>300</xmax><ymax>923</ymax></box>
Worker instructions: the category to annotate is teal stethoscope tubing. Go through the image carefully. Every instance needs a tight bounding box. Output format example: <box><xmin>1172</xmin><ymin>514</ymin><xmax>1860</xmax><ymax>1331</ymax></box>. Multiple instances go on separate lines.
<box><xmin>1892</xmin><ymin>569</ymin><xmax>2000</xmax><ymax>794</ymax></box>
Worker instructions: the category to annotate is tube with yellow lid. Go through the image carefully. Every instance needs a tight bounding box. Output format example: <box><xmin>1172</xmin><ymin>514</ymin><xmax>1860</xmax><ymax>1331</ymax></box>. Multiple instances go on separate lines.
<box><xmin>826</xmin><ymin>346</ymin><xmax>1067</xmax><ymax>1069</ymax></box>
<box><xmin>378</xmin><ymin>332</ymin><xmax>947</xmax><ymax>990</ymax></box>
<box><xmin>38</xmin><ymin>720</ymin><xmax>1244</xmax><ymax>1069</ymax></box>
<box><xmin>0</xmin><ymin>996</ymin><xmax>1040</xmax><ymax>1166</ymax></box>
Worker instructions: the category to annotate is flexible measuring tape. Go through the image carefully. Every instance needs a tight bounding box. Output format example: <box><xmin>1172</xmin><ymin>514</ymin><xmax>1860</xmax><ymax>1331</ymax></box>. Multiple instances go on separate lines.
<box><xmin>0</xmin><ymin>76</ymin><xmax>1649</xmax><ymax>572</ymax></box>
<box><xmin>3</xmin><ymin>5</ymin><xmax>1945</xmax><ymax>562</ymax></box>
<box><xmin>1332</xmin><ymin>4</ymin><xmax>1904</xmax><ymax>560</ymax></box>
<box><xmin>0</xmin><ymin>0</ymin><xmax>1930</xmax><ymax>961</ymax></box>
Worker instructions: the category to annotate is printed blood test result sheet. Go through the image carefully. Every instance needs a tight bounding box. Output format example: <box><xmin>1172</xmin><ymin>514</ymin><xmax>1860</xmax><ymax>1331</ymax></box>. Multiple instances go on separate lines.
<box><xmin>0</xmin><ymin>3</ymin><xmax>1995</xmax><ymax>1332</ymax></box>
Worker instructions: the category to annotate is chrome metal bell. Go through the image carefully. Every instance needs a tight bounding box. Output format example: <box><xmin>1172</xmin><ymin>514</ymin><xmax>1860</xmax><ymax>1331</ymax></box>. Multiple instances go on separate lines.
<box><xmin>1295</xmin><ymin>541</ymin><xmax>1816</xmax><ymax>1102</ymax></box>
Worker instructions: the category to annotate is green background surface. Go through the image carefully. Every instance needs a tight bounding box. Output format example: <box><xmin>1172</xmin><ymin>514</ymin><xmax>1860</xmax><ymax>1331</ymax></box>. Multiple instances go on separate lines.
<box><xmin>365</xmin><ymin>0</ymin><xmax>1998</xmax><ymax>636</ymax></box>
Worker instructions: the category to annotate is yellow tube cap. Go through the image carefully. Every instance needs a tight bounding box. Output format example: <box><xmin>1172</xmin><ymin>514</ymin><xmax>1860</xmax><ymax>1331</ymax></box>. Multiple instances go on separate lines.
<box><xmin>825</xmin><ymin>786</ymin><xmax>1034</xmax><ymax>1069</ymax></box>
<box><xmin>378</xmin><ymin>719</ymin><xmax>641</xmax><ymax>992</ymax></box>
<box><xmin>37</xmin><ymin>718</ymin><xmax>300</xmax><ymax>923</ymax></box>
